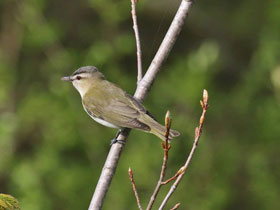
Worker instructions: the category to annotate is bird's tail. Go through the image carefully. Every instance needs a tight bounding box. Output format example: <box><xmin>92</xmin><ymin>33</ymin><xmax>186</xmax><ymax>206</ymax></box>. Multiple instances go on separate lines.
<box><xmin>147</xmin><ymin>118</ymin><xmax>180</xmax><ymax>141</ymax></box>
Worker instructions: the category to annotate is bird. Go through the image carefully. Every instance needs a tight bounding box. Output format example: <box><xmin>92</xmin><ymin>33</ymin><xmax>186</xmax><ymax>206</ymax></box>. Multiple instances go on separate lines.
<box><xmin>61</xmin><ymin>66</ymin><xmax>180</xmax><ymax>142</ymax></box>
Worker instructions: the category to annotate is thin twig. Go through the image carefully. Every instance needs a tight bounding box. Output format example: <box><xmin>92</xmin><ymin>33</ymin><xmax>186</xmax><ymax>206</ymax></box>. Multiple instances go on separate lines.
<box><xmin>88</xmin><ymin>1</ymin><xmax>193</xmax><ymax>209</ymax></box>
<box><xmin>158</xmin><ymin>89</ymin><xmax>209</xmax><ymax>210</ymax></box>
<box><xmin>161</xmin><ymin>170</ymin><xmax>181</xmax><ymax>185</ymax></box>
<box><xmin>135</xmin><ymin>0</ymin><xmax>193</xmax><ymax>102</ymax></box>
<box><xmin>170</xmin><ymin>203</ymin><xmax>181</xmax><ymax>210</ymax></box>
<box><xmin>131</xmin><ymin>0</ymin><xmax>143</xmax><ymax>83</ymax></box>
<box><xmin>128</xmin><ymin>168</ymin><xmax>143</xmax><ymax>210</ymax></box>
<box><xmin>146</xmin><ymin>111</ymin><xmax>172</xmax><ymax>210</ymax></box>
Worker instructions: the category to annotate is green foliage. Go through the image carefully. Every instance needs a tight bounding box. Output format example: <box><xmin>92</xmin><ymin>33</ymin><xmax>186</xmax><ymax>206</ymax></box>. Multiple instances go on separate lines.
<box><xmin>0</xmin><ymin>194</ymin><xmax>20</xmax><ymax>210</ymax></box>
<box><xmin>0</xmin><ymin>0</ymin><xmax>280</xmax><ymax>209</ymax></box>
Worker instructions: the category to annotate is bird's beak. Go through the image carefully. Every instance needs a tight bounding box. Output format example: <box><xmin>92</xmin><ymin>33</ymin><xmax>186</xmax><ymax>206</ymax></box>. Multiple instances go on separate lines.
<box><xmin>61</xmin><ymin>76</ymin><xmax>74</xmax><ymax>82</ymax></box>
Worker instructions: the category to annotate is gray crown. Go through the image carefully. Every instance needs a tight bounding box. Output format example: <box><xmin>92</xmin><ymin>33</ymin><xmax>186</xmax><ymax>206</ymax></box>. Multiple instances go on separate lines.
<box><xmin>73</xmin><ymin>66</ymin><xmax>99</xmax><ymax>75</ymax></box>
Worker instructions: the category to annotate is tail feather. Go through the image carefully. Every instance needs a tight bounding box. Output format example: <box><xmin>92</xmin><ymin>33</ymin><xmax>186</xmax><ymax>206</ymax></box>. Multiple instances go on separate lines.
<box><xmin>150</xmin><ymin>122</ymin><xmax>180</xmax><ymax>141</ymax></box>
<box><xmin>140</xmin><ymin>112</ymin><xmax>180</xmax><ymax>141</ymax></box>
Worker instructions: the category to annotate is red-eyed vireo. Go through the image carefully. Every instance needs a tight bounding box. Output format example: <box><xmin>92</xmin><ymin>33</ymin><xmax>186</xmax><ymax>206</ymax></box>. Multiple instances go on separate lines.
<box><xmin>61</xmin><ymin>66</ymin><xmax>180</xmax><ymax>142</ymax></box>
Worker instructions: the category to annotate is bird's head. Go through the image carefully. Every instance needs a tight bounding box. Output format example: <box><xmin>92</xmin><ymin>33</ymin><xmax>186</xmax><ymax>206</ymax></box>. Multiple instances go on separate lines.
<box><xmin>61</xmin><ymin>66</ymin><xmax>105</xmax><ymax>97</ymax></box>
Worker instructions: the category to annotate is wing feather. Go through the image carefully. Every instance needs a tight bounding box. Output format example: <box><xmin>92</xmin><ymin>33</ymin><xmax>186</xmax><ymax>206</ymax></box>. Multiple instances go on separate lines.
<box><xmin>82</xmin><ymin>82</ymin><xmax>150</xmax><ymax>131</ymax></box>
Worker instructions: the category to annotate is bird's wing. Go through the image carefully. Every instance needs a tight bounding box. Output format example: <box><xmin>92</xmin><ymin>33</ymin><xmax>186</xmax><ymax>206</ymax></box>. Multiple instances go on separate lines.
<box><xmin>83</xmin><ymin>84</ymin><xmax>150</xmax><ymax>131</ymax></box>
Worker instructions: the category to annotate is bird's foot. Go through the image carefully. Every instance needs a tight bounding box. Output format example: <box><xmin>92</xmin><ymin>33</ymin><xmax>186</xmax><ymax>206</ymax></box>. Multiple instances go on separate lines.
<box><xmin>110</xmin><ymin>129</ymin><xmax>126</xmax><ymax>145</ymax></box>
<box><xmin>110</xmin><ymin>139</ymin><xmax>126</xmax><ymax>145</ymax></box>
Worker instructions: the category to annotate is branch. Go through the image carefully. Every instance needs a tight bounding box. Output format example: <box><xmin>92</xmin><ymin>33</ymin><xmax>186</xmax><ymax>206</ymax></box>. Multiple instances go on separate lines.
<box><xmin>134</xmin><ymin>0</ymin><xmax>193</xmax><ymax>102</ymax></box>
<box><xmin>130</xmin><ymin>90</ymin><xmax>208</xmax><ymax>210</ymax></box>
<box><xmin>88</xmin><ymin>129</ymin><xmax>130</xmax><ymax>210</ymax></box>
<box><xmin>88</xmin><ymin>1</ymin><xmax>193</xmax><ymax>209</ymax></box>
<box><xmin>158</xmin><ymin>89</ymin><xmax>209</xmax><ymax>210</ymax></box>
<box><xmin>128</xmin><ymin>168</ymin><xmax>143</xmax><ymax>210</ymax></box>
<box><xmin>146</xmin><ymin>111</ymin><xmax>172</xmax><ymax>210</ymax></box>
<box><xmin>131</xmin><ymin>0</ymin><xmax>143</xmax><ymax>83</ymax></box>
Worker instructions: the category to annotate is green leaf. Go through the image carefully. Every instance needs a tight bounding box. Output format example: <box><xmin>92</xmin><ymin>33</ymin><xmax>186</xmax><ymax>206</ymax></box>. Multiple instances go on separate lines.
<box><xmin>0</xmin><ymin>194</ymin><xmax>20</xmax><ymax>210</ymax></box>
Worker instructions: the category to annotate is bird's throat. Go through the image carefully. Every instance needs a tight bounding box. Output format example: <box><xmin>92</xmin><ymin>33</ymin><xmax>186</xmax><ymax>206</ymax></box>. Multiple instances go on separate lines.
<box><xmin>72</xmin><ymin>81</ymin><xmax>90</xmax><ymax>97</ymax></box>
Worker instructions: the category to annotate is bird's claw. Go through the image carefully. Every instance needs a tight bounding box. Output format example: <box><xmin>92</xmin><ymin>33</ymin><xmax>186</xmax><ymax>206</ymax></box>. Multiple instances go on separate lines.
<box><xmin>110</xmin><ymin>139</ymin><xmax>126</xmax><ymax>145</ymax></box>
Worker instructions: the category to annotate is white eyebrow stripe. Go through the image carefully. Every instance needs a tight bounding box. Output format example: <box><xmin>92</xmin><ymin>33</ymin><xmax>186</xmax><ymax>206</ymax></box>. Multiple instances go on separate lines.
<box><xmin>74</xmin><ymin>73</ymin><xmax>90</xmax><ymax>78</ymax></box>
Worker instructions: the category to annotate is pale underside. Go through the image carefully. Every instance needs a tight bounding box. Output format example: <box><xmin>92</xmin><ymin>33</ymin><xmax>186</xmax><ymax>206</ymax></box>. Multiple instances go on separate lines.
<box><xmin>82</xmin><ymin>104</ymin><xmax>120</xmax><ymax>129</ymax></box>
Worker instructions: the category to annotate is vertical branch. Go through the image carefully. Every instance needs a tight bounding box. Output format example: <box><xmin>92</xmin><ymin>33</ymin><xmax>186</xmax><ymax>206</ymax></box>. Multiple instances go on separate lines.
<box><xmin>128</xmin><ymin>168</ymin><xmax>143</xmax><ymax>210</ymax></box>
<box><xmin>131</xmin><ymin>0</ymin><xmax>143</xmax><ymax>83</ymax></box>
<box><xmin>146</xmin><ymin>111</ymin><xmax>172</xmax><ymax>210</ymax></box>
<box><xmin>158</xmin><ymin>90</ymin><xmax>209</xmax><ymax>210</ymax></box>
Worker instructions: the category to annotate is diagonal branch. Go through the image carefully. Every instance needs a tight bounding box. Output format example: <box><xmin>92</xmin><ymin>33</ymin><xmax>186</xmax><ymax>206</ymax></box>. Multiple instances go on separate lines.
<box><xmin>88</xmin><ymin>1</ymin><xmax>194</xmax><ymax>209</ymax></box>
<box><xmin>158</xmin><ymin>89</ymin><xmax>209</xmax><ymax>210</ymax></box>
<box><xmin>134</xmin><ymin>0</ymin><xmax>193</xmax><ymax>102</ymax></box>
<box><xmin>88</xmin><ymin>129</ymin><xmax>130</xmax><ymax>210</ymax></box>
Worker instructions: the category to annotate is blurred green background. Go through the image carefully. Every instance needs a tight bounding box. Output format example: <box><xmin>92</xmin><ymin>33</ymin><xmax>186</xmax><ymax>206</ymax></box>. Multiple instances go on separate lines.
<box><xmin>0</xmin><ymin>0</ymin><xmax>280</xmax><ymax>209</ymax></box>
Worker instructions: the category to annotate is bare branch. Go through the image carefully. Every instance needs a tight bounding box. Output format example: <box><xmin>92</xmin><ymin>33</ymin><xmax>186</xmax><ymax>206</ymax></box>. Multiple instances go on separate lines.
<box><xmin>88</xmin><ymin>129</ymin><xmax>130</xmax><ymax>210</ymax></box>
<box><xmin>131</xmin><ymin>0</ymin><xmax>143</xmax><ymax>83</ymax></box>
<box><xmin>161</xmin><ymin>167</ymin><xmax>183</xmax><ymax>185</ymax></box>
<box><xmin>159</xmin><ymin>89</ymin><xmax>209</xmax><ymax>210</ymax></box>
<box><xmin>135</xmin><ymin>0</ymin><xmax>193</xmax><ymax>102</ymax></box>
<box><xmin>128</xmin><ymin>168</ymin><xmax>143</xmax><ymax>210</ymax></box>
<box><xmin>146</xmin><ymin>111</ymin><xmax>172</xmax><ymax>210</ymax></box>
<box><xmin>88</xmin><ymin>1</ymin><xmax>193</xmax><ymax>209</ymax></box>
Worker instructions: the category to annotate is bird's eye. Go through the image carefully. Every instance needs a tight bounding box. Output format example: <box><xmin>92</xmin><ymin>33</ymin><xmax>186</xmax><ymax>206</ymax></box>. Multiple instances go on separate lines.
<box><xmin>76</xmin><ymin>76</ymin><xmax>82</xmax><ymax>80</ymax></box>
